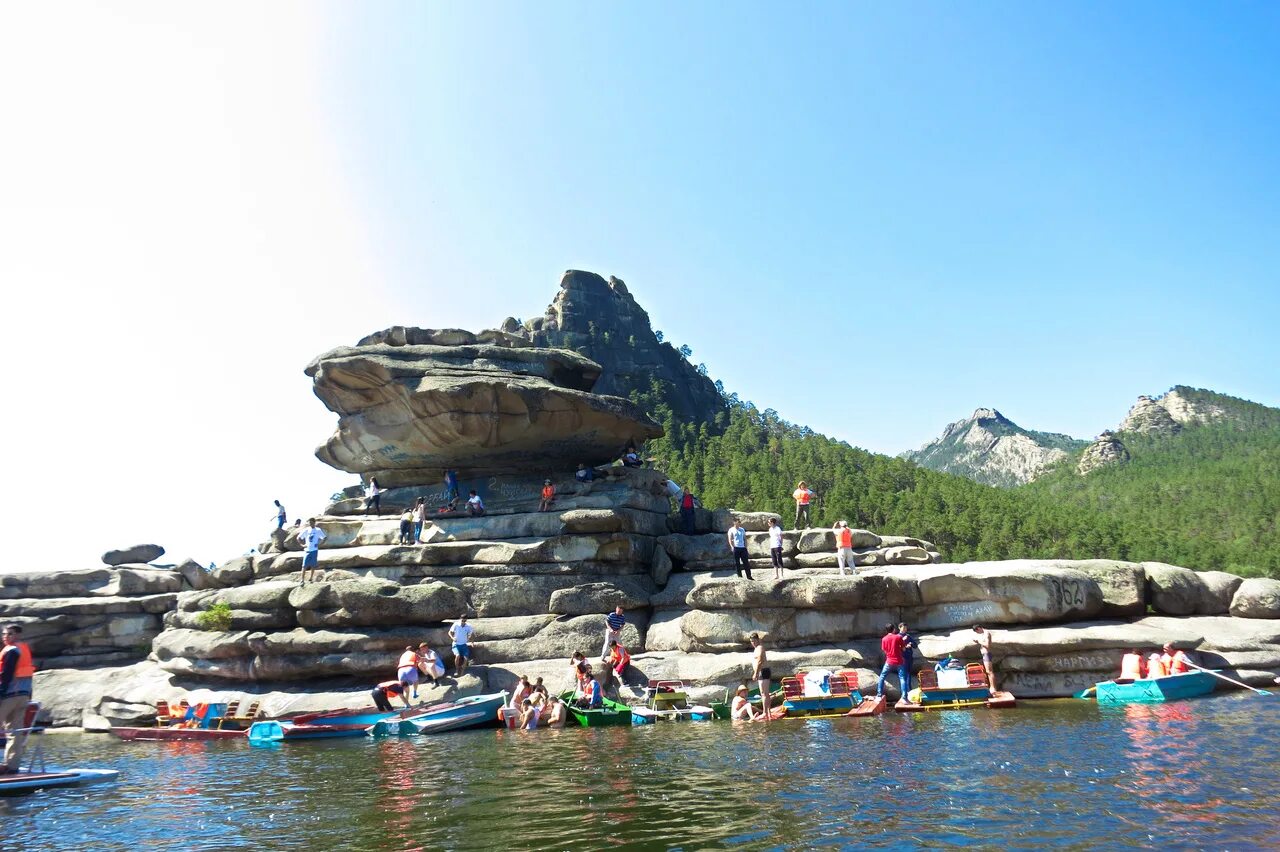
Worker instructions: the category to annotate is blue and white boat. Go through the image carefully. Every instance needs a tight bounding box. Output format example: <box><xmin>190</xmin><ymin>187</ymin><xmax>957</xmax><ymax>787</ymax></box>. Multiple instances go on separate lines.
<box><xmin>385</xmin><ymin>692</ymin><xmax>507</xmax><ymax>736</ymax></box>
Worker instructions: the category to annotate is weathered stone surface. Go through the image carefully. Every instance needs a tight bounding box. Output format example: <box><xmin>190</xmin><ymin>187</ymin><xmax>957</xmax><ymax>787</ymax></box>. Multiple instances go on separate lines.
<box><xmin>0</xmin><ymin>593</ymin><xmax>177</xmax><ymax>619</ymax></box>
<box><xmin>650</xmin><ymin>545</ymin><xmax>673</xmax><ymax>587</ymax></box>
<box><xmin>711</xmin><ymin>510</ymin><xmax>782</xmax><ymax>532</ymax></box>
<box><xmin>458</xmin><ymin>575</ymin><xmax>592</xmax><ymax>618</ymax></box>
<box><xmin>181</xmin><ymin>581</ymin><xmax>298</xmax><ymax>613</ymax></box>
<box><xmin>546</xmin><ymin>579</ymin><xmax>653</xmax><ymax>616</ymax></box>
<box><xmin>103</xmin><ymin>544</ymin><xmax>165</xmax><ymax>566</ymax></box>
<box><xmin>306</xmin><ymin>336</ymin><xmax>662</xmax><ymax>480</ymax></box>
<box><xmin>287</xmin><ymin>579</ymin><xmax>466</xmax><ymax>627</ymax></box>
<box><xmin>1199</xmin><ymin>571</ymin><xmax>1244</xmax><ymax>615</ymax></box>
<box><xmin>1071</xmin><ymin>560</ymin><xmax>1145</xmax><ymax>617</ymax></box>
<box><xmin>877</xmin><ymin>535</ymin><xmax>937</xmax><ymax>551</ymax></box>
<box><xmin>881</xmin><ymin>546</ymin><xmax>932</xmax><ymax>565</ymax></box>
<box><xmin>1077</xmin><ymin>432</ymin><xmax>1130</xmax><ymax>475</ymax></box>
<box><xmin>1144</xmin><ymin>562</ymin><xmax>1211</xmax><ymax>616</ymax></box>
<box><xmin>173</xmin><ymin>558</ymin><xmax>220</xmax><ymax>591</ymax></box>
<box><xmin>1118</xmin><ymin>396</ymin><xmax>1182</xmax><ymax>436</ymax></box>
<box><xmin>1230</xmin><ymin>578</ymin><xmax>1280</xmax><ymax>619</ymax></box>
<box><xmin>212</xmin><ymin>556</ymin><xmax>254</xmax><ymax>586</ymax></box>
<box><xmin>478</xmin><ymin>613</ymin><xmax>647</xmax><ymax>663</ymax></box>
<box><xmin>898</xmin><ymin>561</ymin><xmax>1105</xmax><ymax>630</ymax></box>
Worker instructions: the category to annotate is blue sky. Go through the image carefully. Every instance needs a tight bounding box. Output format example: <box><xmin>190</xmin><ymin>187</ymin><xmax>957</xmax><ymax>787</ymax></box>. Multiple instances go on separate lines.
<box><xmin>330</xmin><ymin>2</ymin><xmax>1280</xmax><ymax>446</ymax></box>
<box><xmin>3</xmin><ymin>3</ymin><xmax>1278</xmax><ymax>567</ymax></box>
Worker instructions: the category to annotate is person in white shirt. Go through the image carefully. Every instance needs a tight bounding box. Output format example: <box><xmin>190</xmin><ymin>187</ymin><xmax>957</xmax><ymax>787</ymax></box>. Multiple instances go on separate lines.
<box><xmin>365</xmin><ymin>477</ymin><xmax>383</xmax><ymax>515</ymax></box>
<box><xmin>767</xmin><ymin>517</ymin><xmax>785</xmax><ymax>579</ymax></box>
<box><xmin>466</xmin><ymin>490</ymin><xmax>485</xmax><ymax>517</ymax></box>
<box><xmin>449</xmin><ymin>615</ymin><xmax>475</xmax><ymax>677</ymax></box>
<box><xmin>296</xmin><ymin>518</ymin><xmax>327</xmax><ymax>584</ymax></box>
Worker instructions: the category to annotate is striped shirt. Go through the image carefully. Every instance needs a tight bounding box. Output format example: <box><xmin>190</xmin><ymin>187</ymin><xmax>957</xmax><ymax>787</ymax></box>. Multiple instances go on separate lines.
<box><xmin>605</xmin><ymin>612</ymin><xmax>626</xmax><ymax>632</ymax></box>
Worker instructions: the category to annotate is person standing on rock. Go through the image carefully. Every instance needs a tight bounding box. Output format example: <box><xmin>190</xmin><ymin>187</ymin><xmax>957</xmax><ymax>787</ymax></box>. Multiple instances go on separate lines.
<box><xmin>680</xmin><ymin>488</ymin><xmax>697</xmax><ymax>535</ymax></box>
<box><xmin>443</xmin><ymin>469</ymin><xmax>460</xmax><ymax>510</ymax></box>
<box><xmin>449</xmin><ymin>615</ymin><xmax>474</xmax><ymax>678</ymax></box>
<box><xmin>365</xmin><ymin>477</ymin><xmax>383</xmax><ymax>515</ymax></box>
<box><xmin>898</xmin><ymin>623</ymin><xmax>917</xmax><ymax>695</ymax></box>
<box><xmin>834</xmin><ymin>521</ymin><xmax>855</xmax><ymax>576</ymax></box>
<box><xmin>727</xmin><ymin>520</ymin><xmax>752</xmax><ymax>580</ymax></box>
<box><xmin>297</xmin><ymin>518</ymin><xmax>327</xmax><ymax>584</ymax></box>
<box><xmin>877</xmin><ymin>623</ymin><xmax>908</xmax><ymax>701</ymax></box>
<box><xmin>412</xmin><ymin>497</ymin><xmax>428</xmax><ymax>543</ymax></box>
<box><xmin>273</xmin><ymin>500</ymin><xmax>286</xmax><ymax>530</ymax></box>
<box><xmin>539</xmin><ymin>479</ymin><xmax>556</xmax><ymax>512</ymax></box>
<box><xmin>972</xmin><ymin>625</ymin><xmax>997</xmax><ymax>691</ymax></box>
<box><xmin>397</xmin><ymin>646</ymin><xmax>422</xmax><ymax>701</ymax></box>
<box><xmin>768</xmin><ymin>518</ymin><xmax>785</xmax><ymax>578</ymax></box>
<box><xmin>602</xmin><ymin>607</ymin><xmax>626</xmax><ymax>661</ymax></box>
<box><xmin>0</xmin><ymin>625</ymin><xmax>35</xmax><ymax>774</ymax></box>
<box><xmin>466</xmin><ymin>490</ymin><xmax>485</xmax><ymax>517</ymax></box>
<box><xmin>793</xmin><ymin>482</ymin><xmax>816</xmax><ymax>529</ymax></box>
<box><xmin>749</xmin><ymin>633</ymin><xmax>772</xmax><ymax>720</ymax></box>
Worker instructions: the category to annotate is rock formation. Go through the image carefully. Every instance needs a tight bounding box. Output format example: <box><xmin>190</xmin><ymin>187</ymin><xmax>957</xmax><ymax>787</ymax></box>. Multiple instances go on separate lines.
<box><xmin>306</xmin><ymin>328</ymin><xmax>662</xmax><ymax>482</ymax></box>
<box><xmin>15</xmin><ymin>283</ymin><xmax>1280</xmax><ymax>729</ymax></box>
<box><xmin>1076</xmin><ymin>431</ymin><xmax>1130</xmax><ymax>475</ymax></box>
<box><xmin>903</xmin><ymin>408</ymin><xmax>1086</xmax><ymax>487</ymax></box>
<box><xmin>1118</xmin><ymin>395</ymin><xmax>1184</xmax><ymax>436</ymax></box>
<box><xmin>495</xmin><ymin>270</ymin><xmax>726</xmax><ymax>427</ymax></box>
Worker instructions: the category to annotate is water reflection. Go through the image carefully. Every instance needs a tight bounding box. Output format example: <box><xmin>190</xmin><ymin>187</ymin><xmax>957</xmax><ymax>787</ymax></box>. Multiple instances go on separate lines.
<box><xmin>6</xmin><ymin>696</ymin><xmax>1280</xmax><ymax>851</ymax></box>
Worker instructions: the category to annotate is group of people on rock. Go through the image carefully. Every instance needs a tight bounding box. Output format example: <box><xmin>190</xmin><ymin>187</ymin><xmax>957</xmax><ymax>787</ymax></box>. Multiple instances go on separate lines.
<box><xmin>369</xmin><ymin>615</ymin><xmax>476</xmax><ymax>711</ymax></box>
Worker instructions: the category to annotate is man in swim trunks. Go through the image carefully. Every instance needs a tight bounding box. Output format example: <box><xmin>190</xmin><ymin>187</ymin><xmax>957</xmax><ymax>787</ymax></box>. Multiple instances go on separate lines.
<box><xmin>749</xmin><ymin>633</ymin><xmax>772</xmax><ymax>720</ymax></box>
<box><xmin>972</xmin><ymin>625</ymin><xmax>997</xmax><ymax>691</ymax></box>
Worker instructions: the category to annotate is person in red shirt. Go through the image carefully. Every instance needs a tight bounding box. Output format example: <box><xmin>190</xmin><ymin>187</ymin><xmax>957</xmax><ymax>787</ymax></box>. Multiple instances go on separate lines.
<box><xmin>877</xmin><ymin>623</ymin><xmax>908</xmax><ymax>699</ymax></box>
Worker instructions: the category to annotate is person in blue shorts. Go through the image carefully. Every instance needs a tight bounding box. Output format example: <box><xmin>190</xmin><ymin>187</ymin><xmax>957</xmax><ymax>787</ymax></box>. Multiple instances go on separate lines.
<box><xmin>449</xmin><ymin>614</ymin><xmax>474</xmax><ymax>678</ymax></box>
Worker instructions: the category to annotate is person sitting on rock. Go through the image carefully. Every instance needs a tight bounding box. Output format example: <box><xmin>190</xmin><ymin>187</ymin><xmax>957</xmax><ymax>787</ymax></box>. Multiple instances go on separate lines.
<box><xmin>621</xmin><ymin>444</ymin><xmax>642</xmax><ymax>468</ymax></box>
<box><xmin>731</xmin><ymin>683</ymin><xmax>762</xmax><ymax>721</ymax></box>
<box><xmin>417</xmin><ymin>643</ymin><xmax>445</xmax><ymax>685</ymax></box>
<box><xmin>371</xmin><ymin>679</ymin><xmax>411</xmax><ymax>713</ymax></box>
<box><xmin>465</xmin><ymin>490</ymin><xmax>485</xmax><ymax>517</ymax></box>
<box><xmin>539</xmin><ymin>479</ymin><xmax>556</xmax><ymax>512</ymax></box>
<box><xmin>575</xmin><ymin>463</ymin><xmax>594</xmax><ymax>483</ymax></box>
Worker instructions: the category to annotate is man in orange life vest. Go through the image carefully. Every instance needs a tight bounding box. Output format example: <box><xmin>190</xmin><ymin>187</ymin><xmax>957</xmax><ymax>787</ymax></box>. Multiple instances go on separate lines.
<box><xmin>833</xmin><ymin>521</ymin><xmax>855</xmax><ymax>576</ymax></box>
<box><xmin>0</xmin><ymin>624</ymin><xmax>36</xmax><ymax>773</ymax></box>
<box><xmin>792</xmin><ymin>481</ymin><xmax>816</xmax><ymax>530</ymax></box>
<box><xmin>1161</xmin><ymin>643</ymin><xmax>1192</xmax><ymax>675</ymax></box>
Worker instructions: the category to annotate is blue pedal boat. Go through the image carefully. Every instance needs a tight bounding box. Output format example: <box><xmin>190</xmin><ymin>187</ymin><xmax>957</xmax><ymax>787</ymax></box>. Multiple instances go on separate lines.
<box><xmin>1094</xmin><ymin>671</ymin><xmax>1217</xmax><ymax>705</ymax></box>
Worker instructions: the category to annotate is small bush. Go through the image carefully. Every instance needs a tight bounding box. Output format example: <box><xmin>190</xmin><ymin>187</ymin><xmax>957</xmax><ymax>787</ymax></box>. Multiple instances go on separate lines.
<box><xmin>196</xmin><ymin>602</ymin><xmax>233</xmax><ymax>632</ymax></box>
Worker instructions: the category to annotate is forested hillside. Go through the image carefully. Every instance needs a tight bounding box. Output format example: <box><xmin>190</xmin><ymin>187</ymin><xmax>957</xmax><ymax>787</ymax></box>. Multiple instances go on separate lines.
<box><xmin>636</xmin><ymin>387</ymin><xmax>1129</xmax><ymax>564</ymax></box>
<box><xmin>1025</xmin><ymin>421</ymin><xmax>1280</xmax><ymax>577</ymax></box>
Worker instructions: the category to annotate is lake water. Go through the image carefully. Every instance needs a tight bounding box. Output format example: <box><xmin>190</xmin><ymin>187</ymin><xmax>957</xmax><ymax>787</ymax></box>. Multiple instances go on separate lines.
<box><xmin>6</xmin><ymin>694</ymin><xmax>1280</xmax><ymax>850</ymax></box>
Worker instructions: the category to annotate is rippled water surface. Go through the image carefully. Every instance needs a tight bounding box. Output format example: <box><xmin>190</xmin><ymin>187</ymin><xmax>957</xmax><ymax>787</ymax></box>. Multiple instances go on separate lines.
<box><xmin>7</xmin><ymin>694</ymin><xmax>1280</xmax><ymax>850</ymax></box>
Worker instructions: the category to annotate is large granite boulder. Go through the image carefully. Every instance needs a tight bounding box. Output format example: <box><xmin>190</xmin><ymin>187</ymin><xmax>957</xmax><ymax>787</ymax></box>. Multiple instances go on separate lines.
<box><xmin>1077</xmin><ymin>432</ymin><xmax>1130</xmax><ymax>475</ymax></box>
<box><xmin>305</xmin><ymin>333</ymin><xmax>662</xmax><ymax>482</ymax></box>
<box><xmin>1143</xmin><ymin>562</ymin><xmax>1212</xmax><ymax>615</ymax></box>
<box><xmin>1230</xmin><ymin>578</ymin><xmax>1280</xmax><ymax>619</ymax></box>
<box><xmin>102</xmin><ymin>544</ymin><xmax>165</xmax><ymax>566</ymax></box>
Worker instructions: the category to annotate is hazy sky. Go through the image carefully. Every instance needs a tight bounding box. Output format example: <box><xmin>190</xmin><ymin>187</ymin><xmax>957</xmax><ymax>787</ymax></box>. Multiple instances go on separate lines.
<box><xmin>3</xmin><ymin>3</ymin><xmax>1278</xmax><ymax>569</ymax></box>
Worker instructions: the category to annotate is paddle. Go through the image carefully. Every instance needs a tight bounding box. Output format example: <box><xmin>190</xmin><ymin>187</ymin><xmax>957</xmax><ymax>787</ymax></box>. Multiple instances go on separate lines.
<box><xmin>1184</xmin><ymin>659</ymin><xmax>1273</xmax><ymax>696</ymax></box>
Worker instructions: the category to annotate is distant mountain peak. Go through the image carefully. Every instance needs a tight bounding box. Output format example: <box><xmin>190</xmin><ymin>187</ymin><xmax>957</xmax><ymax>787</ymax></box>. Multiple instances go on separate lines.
<box><xmin>905</xmin><ymin>409</ymin><xmax>1088</xmax><ymax>488</ymax></box>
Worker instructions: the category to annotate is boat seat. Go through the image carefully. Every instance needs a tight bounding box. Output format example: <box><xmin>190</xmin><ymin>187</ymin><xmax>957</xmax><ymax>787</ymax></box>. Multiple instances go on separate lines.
<box><xmin>966</xmin><ymin>664</ymin><xmax>989</xmax><ymax>688</ymax></box>
<box><xmin>218</xmin><ymin>700</ymin><xmax>261</xmax><ymax>730</ymax></box>
<box><xmin>918</xmin><ymin>669</ymin><xmax>938</xmax><ymax>690</ymax></box>
<box><xmin>155</xmin><ymin>699</ymin><xmax>176</xmax><ymax>727</ymax></box>
<box><xmin>827</xmin><ymin>675</ymin><xmax>850</xmax><ymax>697</ymax></box>
<box><xmin>781</xmin><ymin>677</ymin><xmax>804</xmax><ymax>700</ymax></box>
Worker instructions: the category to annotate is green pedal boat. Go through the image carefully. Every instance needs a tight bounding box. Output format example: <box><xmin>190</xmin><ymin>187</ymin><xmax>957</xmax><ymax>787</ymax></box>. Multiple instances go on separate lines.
<box><xmin>558</xmin><ymin>691</ymin><xmax>632</xmax><ymax>727</ymax></box>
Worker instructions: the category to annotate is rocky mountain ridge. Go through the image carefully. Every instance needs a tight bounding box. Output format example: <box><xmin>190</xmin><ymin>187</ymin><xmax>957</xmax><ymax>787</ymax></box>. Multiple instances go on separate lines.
<box><xmin>902</xmin><ymin>407</ymin><xmax>1087</xmax><ymax>487</ymax></box>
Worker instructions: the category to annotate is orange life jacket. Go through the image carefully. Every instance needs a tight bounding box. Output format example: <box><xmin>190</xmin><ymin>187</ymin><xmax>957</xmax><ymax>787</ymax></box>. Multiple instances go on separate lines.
<box><xmin>836</xmin><ymin>528</ymin><xmax>852</xmax><ymax>549</ymax></box>
<box><xmin>1166</xmin><ymin>650</ymin><xmax>1190</xmax><ymax>674</ymax></box>
<box><xmin>793</xmin><ymin>489</ymin><xmax>811</xmax><ymax>505</ymax></box>
<box><xmin>1119</xmin><ymin>653</ymin><xmax>1144</xmax><ymax>681</ymax></box>
<box><xmin>398</xmin><ymin>650</ymin><xmax>418</xmax><ymax>668</ymax></box>
<box><xmin>377</xmin><ymin>680</ymin><xmax>403</xmax><ymax>693</ymax></box>
<box><xmin>1147</xmin><ymin>654</ymin><xmax>1168</xmax><ymax>678</ymax></box>
<box><xmin>15</xmin><ymin>643</ymin><xmax>35</xmax><ymax>678</ymax></box>
<box><xmin>541</xmin><ymin>485</ymin><xmax>554</xmax><ymax>499</ymax></box>
<box><xmin>610</xmin><ymin>645</ymin><xmax>631</xmax><ymax>670</ymax></box>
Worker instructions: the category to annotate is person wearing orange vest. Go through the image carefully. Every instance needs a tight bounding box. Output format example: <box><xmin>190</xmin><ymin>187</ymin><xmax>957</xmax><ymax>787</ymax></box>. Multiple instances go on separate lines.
<box><xmin>1119</xmin><ymin>650</ymin><xmax>1145</xmax><ymax>682</ymax></box>
<box><xmin>1162</xmin><ymin>643</ymin><xmax>1192</xmax><ymax>674</ymax></box>
<box><xmin>0</xmin><ymin>624</ymin><xmax>36</xmax><ymax>773</ymax></box>
<box><xmin>539</xmin><ymin>479</ymin><xmax>556</xmax><ymax>512</ymax></box>
<box><xmin>833</xmin><ymin>521</ymin><xmax>855</xmax><ymax>576</ymax></box>
<box><xmin>607</xmin><ymin>640</ymin><xmax>631</xmax><ymax>678</ymax></box>
<box><xmin>397</xmin><ymin>646</ymin><xmax>422</xmax><ymax>700</ymax></box>
<box><xmin>792</xmin><ymin>481</ymin><xmax>816</xmax><ymax>530</ymax></box>
<box><xmin>371</xmin><ymin>679</ymin><xmax>411</xmax><ymax>713</ymax></box>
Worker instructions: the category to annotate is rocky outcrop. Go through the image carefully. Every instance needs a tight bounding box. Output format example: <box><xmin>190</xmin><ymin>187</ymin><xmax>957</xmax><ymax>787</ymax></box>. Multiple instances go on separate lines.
<box><xmin>1230</xmin><ymin>578</ymin><xmax>1280</xmax><ymax>619</ymax></box>
<box><xmin>1077</xmin><ymin>431</ymin><xmax>1130</xmax><ymax>475</ymax></box>
<box><xmin>306</xmin><ymin>334</ymin><xmax>662</xmax><ymax>483</ymax></box>
<box><xmin>497</xmin><ymin>270</ymin><xmax>726</xmax><ymax>428</ymax></box>
<box><xmin>903</xmin><ymin>408</ymin><xmax>1085</xmax><ymax>487</ymax></box>
<box><xmin>102</xmin><ymin>544</ymin><xmax>165</xmax><ymax>566</ymax></box>
<box><xmin>1118</xmin><ymin>395</ymin><xmax>1183</xmax><ymax>436</ymax></box>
